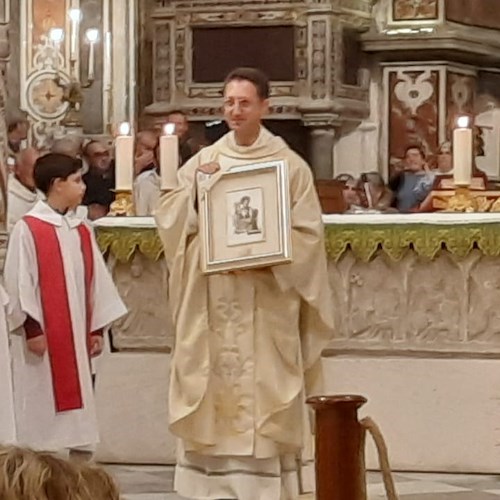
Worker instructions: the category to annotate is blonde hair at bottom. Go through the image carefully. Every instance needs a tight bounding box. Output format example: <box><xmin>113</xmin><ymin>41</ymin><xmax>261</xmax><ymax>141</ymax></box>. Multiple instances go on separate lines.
<box><xmin>0</xmin><ymin>445</ymin><xmax>119</xmax><ymax>500</ymax></box>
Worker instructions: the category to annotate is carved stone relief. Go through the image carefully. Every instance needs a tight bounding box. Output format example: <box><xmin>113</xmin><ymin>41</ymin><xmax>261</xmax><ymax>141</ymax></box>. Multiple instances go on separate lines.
<box><xmin>328</xmin><ymin>248</ymin><xmax>500</xmax><ymax>354</ymax></box>
<box><xmin>311</xmin><ymin>19</ymin><xmax>328</xmax><ymax>100</ymax></box>
<box><xmin>108</xmin><ymin>247</ymin><xmax>500</xmax><ymax>356</ymax></box>
<box><xmin>109</xmin><ymin>253</ymin><xmax>174</xmax><ymax>351</ymax></box>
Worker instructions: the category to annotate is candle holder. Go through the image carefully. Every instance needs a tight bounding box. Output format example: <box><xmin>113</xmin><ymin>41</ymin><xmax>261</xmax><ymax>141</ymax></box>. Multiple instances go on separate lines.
<box><xmin>445</xmin><ymin>185</ymin><xmax>480</xmax><ymax>212</ymax></box>
<box><xmin>53</xmin><ymin>71</ymin><xmax>94</xmax><ymax>128</ymax></box>
<box><xmin>49</xmin><ymin>15</ymin><xmax>99</xmax><ymax>130</ymax></box>
<box><xmin>108</xmin><ymin>190</ymin><xmax>135</xmax><ymax>216</ymax></box>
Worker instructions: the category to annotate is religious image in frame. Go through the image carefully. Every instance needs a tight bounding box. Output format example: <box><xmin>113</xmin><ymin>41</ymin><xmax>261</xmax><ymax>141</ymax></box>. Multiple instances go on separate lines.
<box><xmin>226</xmin><ymin>187</ymin><xmax>265</xmax><ymax>247</ymax></box>
<box><xmin>198</xmin><ymin>160</ymin><xmax>292</xmax><ymax>274</ymax></box>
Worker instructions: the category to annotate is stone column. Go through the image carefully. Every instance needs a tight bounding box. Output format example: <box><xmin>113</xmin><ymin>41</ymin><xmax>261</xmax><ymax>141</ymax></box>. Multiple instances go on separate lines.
<box><xmin>309</xmin><ymin>127</ymin><xmax>336</xmax><ymax>179</ymax></box>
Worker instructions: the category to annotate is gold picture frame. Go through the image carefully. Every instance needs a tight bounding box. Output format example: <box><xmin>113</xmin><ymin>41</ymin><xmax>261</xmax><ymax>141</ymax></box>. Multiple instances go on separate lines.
<box><xmin>198</xmin><ymin>159</ymin><xmax>292</xmax><ymax>274</ymax></box>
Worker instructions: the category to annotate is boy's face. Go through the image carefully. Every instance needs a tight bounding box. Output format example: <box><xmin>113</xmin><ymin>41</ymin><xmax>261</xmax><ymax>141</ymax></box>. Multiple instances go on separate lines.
<box><xmin>56</xmin><ymin>170</ymin><xmax>86</xmax><ymax>208</ymax></box>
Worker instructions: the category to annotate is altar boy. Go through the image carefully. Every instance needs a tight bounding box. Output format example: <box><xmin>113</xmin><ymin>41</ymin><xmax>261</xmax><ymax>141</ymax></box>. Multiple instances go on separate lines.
<box><xmin>3</xmin><ymin>153</ymin><xmax>127</xmax><ymax>452</ymax></box>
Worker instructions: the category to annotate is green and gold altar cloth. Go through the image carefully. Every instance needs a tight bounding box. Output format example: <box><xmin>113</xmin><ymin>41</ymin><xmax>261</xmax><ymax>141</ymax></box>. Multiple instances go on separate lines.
<box><xmin>94</xmin><ymin>213</ymin><xmax>500</xmax><ymax>264</ymax></box>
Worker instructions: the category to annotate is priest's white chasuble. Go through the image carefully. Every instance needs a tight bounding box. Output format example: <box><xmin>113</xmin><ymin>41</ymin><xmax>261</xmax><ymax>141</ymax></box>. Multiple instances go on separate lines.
<box><xmin>155</xmin><ymin>128</ymin><xmax>334</xmax><ymax>500</ymax></box>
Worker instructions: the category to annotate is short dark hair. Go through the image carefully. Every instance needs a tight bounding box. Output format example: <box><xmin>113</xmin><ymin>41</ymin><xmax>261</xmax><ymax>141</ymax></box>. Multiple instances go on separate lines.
<box><xmin>404</xmin><ymin>145</ymin><xmax>426</xmax><ymax>160</ymax></box>
<box><xmin>34</xmin><ymin>153</ymin><xmax>83</xmax><ymax>195</ymax></box>
<box><xmin>167</xmin><ymin>109</ymin><xmax>187</xmax><ymax>118</ymax></box>
<box><xmin>223</xmin><ymin>67</ymin><xmax>270</xmax><ymax>100</ymax></box>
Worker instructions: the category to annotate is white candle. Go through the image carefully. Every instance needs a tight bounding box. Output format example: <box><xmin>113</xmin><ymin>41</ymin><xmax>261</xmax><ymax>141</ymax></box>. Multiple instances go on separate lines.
<box><xmin>88</xmin><ymin>42</ymin><xmax>95</xmax><ymax>79</ymax></box>
<box><xmin>160</xmin><ymin>123</ymin><xmax>179</xmax><ymax>190</ymax></box>
<box><xmin>104</xmin><ymin>32</ymin><xmax>111</xmax><ymax>77</ymax></box>
<box><xmin>453</xmin><ymin>116</ymin><xmax>473</xmax><ymax>187</ymax></box>
<box><xmin>69</xmin><ymin>8</ymin><xmax>81</xmax><ymax>61</ymax></box>
<box><xmin>115</xmin><ymin>122</ymin><xmax>134</xmax><ymax>190</ymax></box>
<box><xmin>85</xmin><ymin>29</ymin><xmax>99</xmax><ymax>80</ymax></box>
<box><xmin>49</xmin><ymin>28</ymin><xmax>64</xmax><ymax>72</ymax></box>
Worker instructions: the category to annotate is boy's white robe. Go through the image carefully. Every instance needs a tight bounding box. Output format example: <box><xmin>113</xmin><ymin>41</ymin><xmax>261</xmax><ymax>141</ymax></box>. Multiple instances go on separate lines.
<box><xmin>0</xmin><ymin>284</ymin><xmax>16</xmax><ymax>444</ymax></box>
<box><xmin>3</xmin><ymin>201</ymin><xmax>127</xmax><ymax>451</ymax></box>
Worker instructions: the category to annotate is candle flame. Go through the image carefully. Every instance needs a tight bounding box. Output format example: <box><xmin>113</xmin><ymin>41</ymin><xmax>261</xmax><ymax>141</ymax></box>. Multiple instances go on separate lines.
<box><xmin>164</xmin><ymin>123</ymin><xmax>176</xmax><ymax>135</ymax></box>
<box><xmin>457</xmin><ymin>116</ymin><xmax>470</xmax><ymax>128</ymax></box>
<box><xmin>119</xmin><ymin>122</ymin><xmax>131</xmax><ymax>135</ymax></box>
<box><xmin>86</xmin><ymin>28</ymin><xmax>99</xmax><ymax>43</ymax></box>
<box><xmin>49</xmin><ymin>28</ymin><xmax>64</xmax><ymax>43</ymax></box>
<box><xmin>69</xmin><ymin>8</ymin><xmax>82</xmax><ymax>23</ymax></box>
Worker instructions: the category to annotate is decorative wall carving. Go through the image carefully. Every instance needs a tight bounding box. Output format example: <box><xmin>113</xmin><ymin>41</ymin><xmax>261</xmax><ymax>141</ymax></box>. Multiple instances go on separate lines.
<box><xmin>106</xmin><ymin>245</ymin><xmax>500</xmax><ymax>356</ymax></box>
<box><xmin>147</xmin><ymin>0</ymin><xmax>372</xmax><ymax>127</ymax></box>
<box><xmin>153</xmin><ymin>22</ymin><xmax>171</xmax><ymax>102</ymax></box>
<box><xmin>385</xmin><ymin>65</ymin><xmax>480</xmax><ymax>173</ymax></box>
<box><xmin>446</xmin><ymin>72</ymin><xmax>475</xmax><ymax>141</ymax></box>
<box><xmin>392</xmin><ymin>0</ymin><xmax>438</xmax><ymax>21</ymax></box>
<box><xmin>109</xmin><ymin>253</ymin><xmax>174</xmax><ymax>350</ymax></box>
<box><xmin>311</xmin><ymin>19</ymin><xmax>328</xmax><ymax>100</ymax></box>
<box><xmin>388</xmin><ymin>68</ymin><xmax>439</xmax><ymax>163</ymax></box>
<box><xmin>20</xmin><ymin>0</ymin><xmax>70</xmax><ymax>147</ymax></box>
<box><xmin>328</xmin><ymin>249</ymin><xmax>500</xmax><ymax>354</ymax></box>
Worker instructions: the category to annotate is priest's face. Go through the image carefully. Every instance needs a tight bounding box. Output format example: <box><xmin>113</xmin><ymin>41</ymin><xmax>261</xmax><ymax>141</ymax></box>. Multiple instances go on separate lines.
<box><xmin>223</xmin><ymin>79</ymin><xmax>269</xmax><ymax>138</ymax></box>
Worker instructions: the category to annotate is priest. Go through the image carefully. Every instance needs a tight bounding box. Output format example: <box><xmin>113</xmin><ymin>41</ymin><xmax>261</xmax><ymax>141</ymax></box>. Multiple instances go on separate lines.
<box><xmin>155</xmin><ymin>67</ymin><xmax>334</xmax><ymax>500</ymax></box>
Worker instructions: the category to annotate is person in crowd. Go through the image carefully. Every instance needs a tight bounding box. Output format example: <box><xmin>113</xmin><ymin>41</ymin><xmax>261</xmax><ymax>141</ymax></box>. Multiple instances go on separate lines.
<box><xmin>336</xmin><ymin>174</ymin><xmax>364</xmax><ymax>212</ymax></box>
<box><xmin>204</xmin><ymin>119</ymin><xmax>230</xmax><ymax>146</ymax></box>
<box><xmin>166</xmin><ymin>109</ymin><xmax>200</xmax><ymax>164</ymax></box>
<box><xmin>7</xmin><ymin>115</ymin><xmax>29</xmax><ymax>156</ymax></box>
<box><xmin>0</xmin><ymin>445</ymin><xmax>120</xmax><ymax>499</ymax></box>
<box><xmin>134</xmin><ymin>130</ymin><xmax>159</xmax><ymax>176</ymax></box>
<box><xmin>7</xmin><ymin>115</ymin><xmax>30</xmax><ymax>170</ymax></box>
<box><xmin>389</xmin><ymin>145</ymin><xmax>434</xmax><ymax>212</ymax></box>
<box><xmin>133</xmin><ymin>132</ymin><xmax>161</xmax><ymax>216</ymax></box>
<box><xmin>3</xmin><ymin>153</ymin><xmax>126</xmax><ymax>454</ymax></box>
<box><xmin>360</xmin><ymin>171</ymin><xmax>394</xmax><ymax>212</ymax></box>
<box><xmin>51</xmin><ymin>136</ymin><xmax>83</xmax><ymax>159</ymax></box>
<box><xmin>7</xmin><ymin>147</ymin><xmax>44</xmax><ymax>231</ymax></box>
<box><xmin>155</xmin><ymin>67</ymin><xmax>333</xmax><ymax>500</ymax></box>
<box><xmin>82</xmin><ymin>140</ymin><xmax>115</xmax><ymax>220</ymax></box>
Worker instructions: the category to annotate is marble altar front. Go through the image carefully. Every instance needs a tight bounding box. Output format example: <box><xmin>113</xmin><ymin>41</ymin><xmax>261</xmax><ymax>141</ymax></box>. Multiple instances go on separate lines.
<box><xmin>93</xmin><ymin>213</ymin><xmax>500</xmax><ymax>472</ymax></box>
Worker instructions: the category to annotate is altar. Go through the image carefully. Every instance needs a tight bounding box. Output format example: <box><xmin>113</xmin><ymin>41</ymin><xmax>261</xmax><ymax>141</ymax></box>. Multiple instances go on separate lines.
<box><xmin>93</xmin><ymin>213</ymin><xmax>500</xmax><ymax>472</ymax></box>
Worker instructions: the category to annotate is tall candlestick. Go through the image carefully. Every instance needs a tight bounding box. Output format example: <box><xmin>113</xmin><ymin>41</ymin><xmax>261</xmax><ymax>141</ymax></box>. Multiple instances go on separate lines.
<box><xmin>69</xmin><ymin>8</ymin><xmax>81</xmax><ymax>62</ymax></box>
<box><xmin>160</xmin><ymin>123</ymin><xmax>179</xmax><ymax>190</ymax></box>
<box><xmin>453</xmin><ymin>116</ymin><xmax>473</xmax><ymax>187</ymax></box>
<box><xmin>115</xmin><ymin>122</ymin><xmax>134</xmax><ymax>190</ymax></box>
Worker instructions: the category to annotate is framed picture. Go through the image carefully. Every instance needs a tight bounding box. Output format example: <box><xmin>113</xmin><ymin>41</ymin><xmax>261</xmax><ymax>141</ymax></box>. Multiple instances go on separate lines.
<box><xmin>198</xmin><ymin>159</ymin><xmax>292</xmax><ymax>274</ymax></box>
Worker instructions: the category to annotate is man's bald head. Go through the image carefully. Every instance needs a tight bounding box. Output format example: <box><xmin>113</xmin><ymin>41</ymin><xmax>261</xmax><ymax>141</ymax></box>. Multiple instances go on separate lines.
<box><xmin>51</xmin><ymin>136</ymin><xmax>83</xmax><ymax>158</ymax></box>
<box><xmin>14</xmin><ymin>147</ymin><xmax>40</xmax><ymax>190</ymax></box>
<box><xmin>136</xmin><ymin>130</ymin><xmax>158</xmax><ymax>155</ymax></box>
